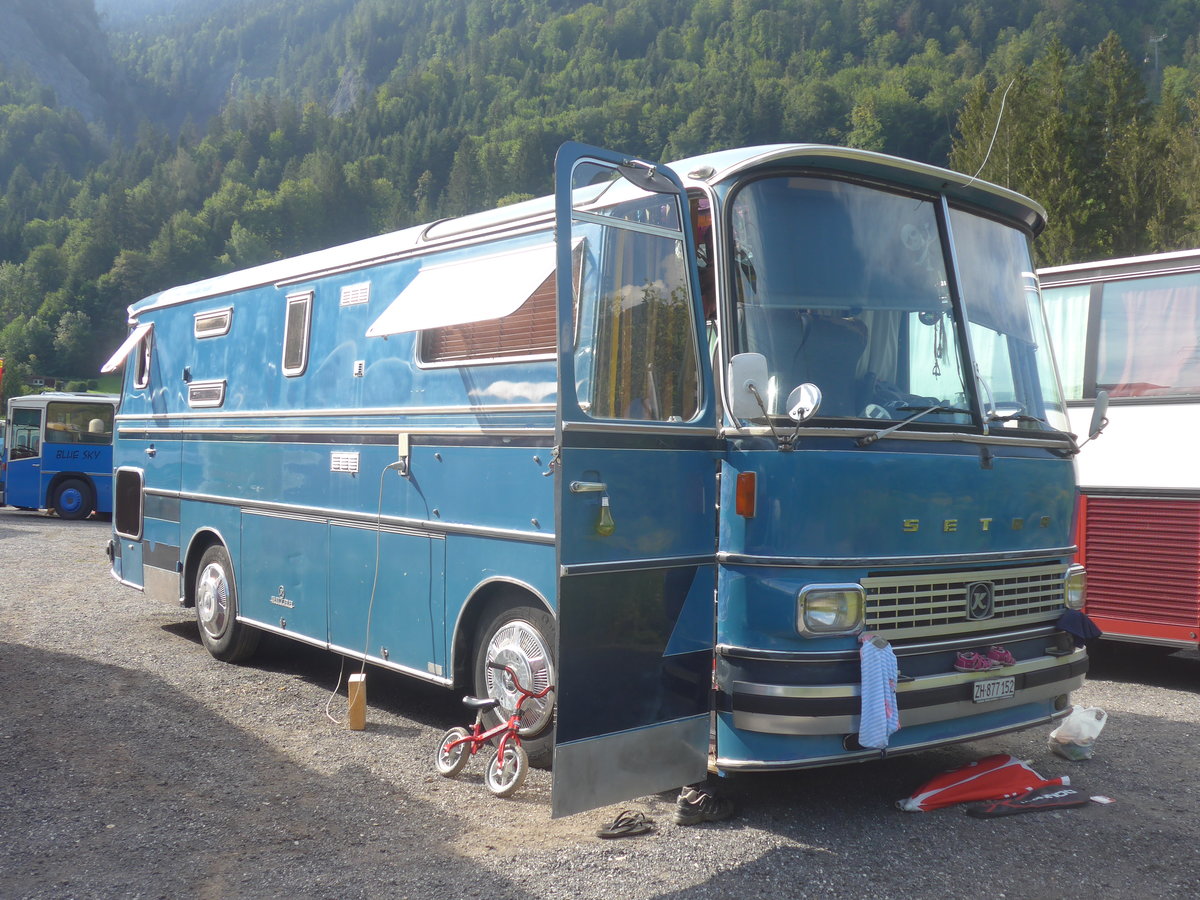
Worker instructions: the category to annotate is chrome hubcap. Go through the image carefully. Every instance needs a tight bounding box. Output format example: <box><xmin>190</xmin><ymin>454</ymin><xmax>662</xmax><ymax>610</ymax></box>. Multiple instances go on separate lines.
<box><xmin>485</xmin><ymin>619</ymin><xmax>554</xmax><ymax>735</ymax></box>
<box><xmin>196</xmin><ymin>562</ymin><xmax>230</xmax><ymax>640</ymax></box>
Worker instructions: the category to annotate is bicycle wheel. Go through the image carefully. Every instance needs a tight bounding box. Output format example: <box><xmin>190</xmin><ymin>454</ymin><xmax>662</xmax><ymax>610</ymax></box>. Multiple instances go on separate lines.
<box><xmin>484</xmin><ymin>742</ymin><xmax>528</xmax><ymax>798</ymax></box>
<box><xmin>435</xmin><ymin>727</ymin><xmax>471</xmax><ymax>777</ymax></box>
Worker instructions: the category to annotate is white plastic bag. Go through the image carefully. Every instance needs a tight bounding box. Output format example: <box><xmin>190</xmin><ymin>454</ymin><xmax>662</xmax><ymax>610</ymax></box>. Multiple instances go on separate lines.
<box><xmin>1049</xmin><ymin>706</ymin><xmax>1108</xmax><ymax>760</ymax></box>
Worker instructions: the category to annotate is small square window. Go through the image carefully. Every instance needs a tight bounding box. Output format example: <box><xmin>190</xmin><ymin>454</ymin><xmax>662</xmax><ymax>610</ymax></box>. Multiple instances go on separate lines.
<box><xmin>188</xmin><ymin>380</ymin><xmax>226</xmax><ymax>408</ymax></box>
<box><xmin>194</xmin><ymin>307</ymin><xmax>233</xmax><ymax>338</ymax></box>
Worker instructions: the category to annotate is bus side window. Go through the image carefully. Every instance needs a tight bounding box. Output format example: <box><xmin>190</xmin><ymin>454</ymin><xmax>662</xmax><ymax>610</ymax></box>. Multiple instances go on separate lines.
<box><xmin>134</xmin><ymin>330</ymin><xmax>152</xmax><ymax>390</ymax></box>
<box><xmin>283</xmin><ymin>290</ymin><xmax>314</xmax><ymax>377</ymax></box>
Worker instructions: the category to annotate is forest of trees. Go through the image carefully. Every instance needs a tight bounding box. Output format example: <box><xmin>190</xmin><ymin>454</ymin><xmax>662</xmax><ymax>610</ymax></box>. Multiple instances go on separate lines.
<box><xmin>3</xmin><ymin>0</ymin><xmax>1200</xmax><ymax>398</ymax></box>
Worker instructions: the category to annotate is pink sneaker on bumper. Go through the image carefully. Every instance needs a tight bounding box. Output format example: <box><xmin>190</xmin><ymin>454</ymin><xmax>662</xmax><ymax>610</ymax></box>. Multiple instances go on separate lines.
<box><xmin>986</xmin><ymin>645</ymin><xmax>1016</xmax><ymax>666</ymax></box>
<box><xmin>953</xmin><ymin>651</ymin><xmax>998</xmax><ymax>672</ymax></box>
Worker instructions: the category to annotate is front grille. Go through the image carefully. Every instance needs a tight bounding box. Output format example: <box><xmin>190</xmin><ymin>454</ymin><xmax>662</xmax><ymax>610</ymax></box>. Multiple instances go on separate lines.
<box><xmin>863</xmin><ymin>563</ymin><xmax>1067</xmax><ymax>639</ymax></box>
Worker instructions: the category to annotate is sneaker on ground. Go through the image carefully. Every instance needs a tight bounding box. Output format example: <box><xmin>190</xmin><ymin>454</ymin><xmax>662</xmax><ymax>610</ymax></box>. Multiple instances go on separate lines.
<box><xmin>673</xmin><ymin>788</ymin><xmax>735</xmax><ymax>826</ymax></box>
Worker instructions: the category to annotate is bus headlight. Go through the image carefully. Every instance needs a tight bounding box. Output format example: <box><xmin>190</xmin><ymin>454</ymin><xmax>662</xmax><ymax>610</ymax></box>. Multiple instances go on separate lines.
<box><xmin>798</xmin><ymin>584</ymin><xmax>865</xmax><ymax>635</ymax></box>
<box><xmin>1065</xmin><ymin>564</ymin><xmax>1086</xmax><ymax>609</ymax></box>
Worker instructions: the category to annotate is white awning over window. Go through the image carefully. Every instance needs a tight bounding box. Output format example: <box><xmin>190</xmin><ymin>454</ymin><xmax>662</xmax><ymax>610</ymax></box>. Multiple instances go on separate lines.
<box><xmin>366</xmin><ymin>240</ymin><xmax>557</xmax><ymax>338</ymax></box>
<box><xmin>100</xmin><ymin>322</ymin><xmax>153</xmax><ymax>373</ymax></box>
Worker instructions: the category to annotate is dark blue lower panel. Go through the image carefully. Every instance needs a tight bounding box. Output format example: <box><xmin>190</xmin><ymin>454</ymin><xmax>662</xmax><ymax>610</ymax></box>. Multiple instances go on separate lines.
<box><xmin>556</xmin><ymin>565</ymin><xmax>713</xmax><ymax>744</ymax></box>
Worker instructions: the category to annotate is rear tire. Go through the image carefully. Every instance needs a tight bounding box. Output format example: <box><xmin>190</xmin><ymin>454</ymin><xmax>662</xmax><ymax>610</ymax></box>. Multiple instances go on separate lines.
<box><xmin>53</xmin><ymin>478</ymin><xmax>94</xmax><ymax>520</ymax></box>
<box><xmin>194</xmin><ymin>544</ymin><xmax>260</xmax><ymax>663</ymax></box>
<box><xmin>472</xmin><ymin>601</ymin><xmax>556</xmax><ymax>769</ymax></box>
<box><xmin>435</xmin><ymin>727</ymin><xmax>471</xmax><ymax>777</ymax></box>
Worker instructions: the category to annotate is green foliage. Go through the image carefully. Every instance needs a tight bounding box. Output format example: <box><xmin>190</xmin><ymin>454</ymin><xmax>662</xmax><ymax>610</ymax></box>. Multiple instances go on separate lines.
<box><xmin>4</xmin><ymin>0</ymin><xmax>1200</xmax><ymax>383</ymax></box>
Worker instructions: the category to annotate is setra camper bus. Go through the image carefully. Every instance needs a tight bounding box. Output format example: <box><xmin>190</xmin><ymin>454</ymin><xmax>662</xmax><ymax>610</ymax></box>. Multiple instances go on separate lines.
<box><xmin>104</xmin><ymin>142</ymin><xmax>1095</xmax><ymax>817</ymax></box>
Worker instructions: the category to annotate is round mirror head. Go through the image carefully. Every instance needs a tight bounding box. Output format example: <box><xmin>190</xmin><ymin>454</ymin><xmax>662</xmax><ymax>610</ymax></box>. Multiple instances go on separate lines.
<box><xmin>785</xmin><ymin>383</ymin><xmax>822</xmax><ymax>423</ymax></box>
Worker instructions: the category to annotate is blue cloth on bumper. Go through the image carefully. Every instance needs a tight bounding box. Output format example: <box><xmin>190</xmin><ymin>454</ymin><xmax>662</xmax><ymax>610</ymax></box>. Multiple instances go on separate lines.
<box><xmin>1057</xmin><ymin>609</ymin><xmax>1102</xmax><ymax>647</ymax></box>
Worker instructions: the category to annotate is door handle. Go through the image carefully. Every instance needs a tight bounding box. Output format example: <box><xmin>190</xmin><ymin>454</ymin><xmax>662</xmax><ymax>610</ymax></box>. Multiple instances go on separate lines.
<box><xmin>569</xmin><ymin>481</ymin><xmax>607</xmax><ymax>493</ymax></box>
<box><xmin>145</xmin><ymin>445</ymin><xmax>157</xmax><ymax>458</ymax></box>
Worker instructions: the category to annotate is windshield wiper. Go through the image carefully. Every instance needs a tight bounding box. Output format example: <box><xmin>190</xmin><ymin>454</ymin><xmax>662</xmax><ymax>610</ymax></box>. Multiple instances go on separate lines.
<box><xmin>856</xmin><ymin>404</ymin><xmax>970</xmax><ymax>447</ymax></box>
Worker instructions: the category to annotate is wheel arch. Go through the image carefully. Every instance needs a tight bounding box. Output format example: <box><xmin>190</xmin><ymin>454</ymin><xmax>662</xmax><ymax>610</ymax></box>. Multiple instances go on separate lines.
<box><xmin>450</xmin><ymin>577</ymin><xmax>554</xmax><ymax>690</ymax></box>
<box><xmin>47</xmin><ymin>472</ymin><xmax>94</xmax><ymax>505</ymax></box>
<box><xmin>181</xmin><ymin>527</ymin><xmax>232</xmax><ymax>609</ymax></box>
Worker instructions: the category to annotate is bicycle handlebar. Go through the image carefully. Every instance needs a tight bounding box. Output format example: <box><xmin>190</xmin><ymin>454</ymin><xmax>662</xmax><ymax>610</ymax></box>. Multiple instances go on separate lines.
<box><xmin>486</xmin><ymin>661</ymin><xmax>554</xmax><ymax>701</ymax></box>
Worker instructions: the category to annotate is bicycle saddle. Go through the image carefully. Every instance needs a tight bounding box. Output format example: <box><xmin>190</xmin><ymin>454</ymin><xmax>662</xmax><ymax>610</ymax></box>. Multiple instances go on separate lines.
<box><xmin>462</xmin><ymin>695</ymin><xmax>501</xmax><ymax>711</ymax></box>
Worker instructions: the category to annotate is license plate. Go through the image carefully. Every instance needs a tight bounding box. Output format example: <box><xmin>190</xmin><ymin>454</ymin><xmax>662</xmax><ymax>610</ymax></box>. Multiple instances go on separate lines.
<box><xmin>972</xmin><ymin>676</ymin><xmax>1015</xmax><ymax>703</ymax></box>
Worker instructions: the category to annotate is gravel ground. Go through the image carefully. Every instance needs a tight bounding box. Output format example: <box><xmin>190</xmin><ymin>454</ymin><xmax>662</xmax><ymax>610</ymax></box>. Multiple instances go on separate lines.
<box><xmin>1</xmin><ymin>506</ymin><xmax>1198</xmax><ymax>899</ymax></box>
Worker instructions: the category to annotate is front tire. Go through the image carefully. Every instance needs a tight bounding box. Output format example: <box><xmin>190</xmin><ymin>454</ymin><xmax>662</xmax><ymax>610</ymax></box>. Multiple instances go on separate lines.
<box><xmin>472</xmin><ymin>601</ymin><xmax>556</xmax><ymax>768</ymax></box>
<box><xmin>53</xmin><ymin>478</ymin><xmax>94</xmax><ymax>520</ymax></box>
<box><xmin>485</xmin><ymin>743</ymin><xmax>528</xmax><ymax>798</ymax></box>
<box><xmin>195</xmin><ymin>544</ymin><xmax>260</xmax><ymax>663</ymax></box>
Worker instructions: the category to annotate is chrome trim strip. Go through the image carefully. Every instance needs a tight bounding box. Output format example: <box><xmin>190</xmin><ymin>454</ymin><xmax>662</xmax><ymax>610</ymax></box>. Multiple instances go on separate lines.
<box><xmin>242</xmin><ymin>508</ymin><xmax>328</xmax><ymax>526</ymax></box>
<box><xmin>1093</xmin><ymin>631</ymin><xmax>1198</xmax><ymax>650</ymax></box>
<box><xmin>110</xmin><ymin>570</ymin><xmax>144</xmax><ymax>590</ymax></box>
<box><xmin>714</xmin><ymin>707</ymin><xmax>1072</xmax><ymax>772</ymax></box>
<box><xmin>327</xmin><ymin>642</ymin><xmax>454</xmax><ymax>687</ymax></box>
<box><xmin>722</xmin><ymin>424</ymin><xmax>1071</xmax><ymax>449</ymax></box>
<box><xmin>560</xmin><ymin>554</ymin><xmax>715</xmax><ymax>577</ymax></box>
<box><xmin>560</xmin><ymin>419</ymin><xmax>716</xmax><ymax>438</ymax></box>
<box><xmin>717</xmin><ymin>625</ymin><xmax>1058</xmax><ymax>663</ymax></box>
<box><xmin>148</xmin><ymin>488</ymin><xmax>555</xmax><ymax>545</ymax></box>
<box><xmin>732</xmin><ymin>674</ymin><xmax>1083</xmax><ymax>736</ymax></box>
<box><xmin>732</xmin><ymin>651</ymin><xmax>1079</xmax><ymax>700</ymax></box>
<box><xmin>247</xmin><ymin>620</ymin><xmax>457</xmax><ymax>685</ymax></box>
<box><xmin>116</xmin><ymin>409</ymin><xmax>556</xmax><ymax>424</ymax></box>
<box><xmin>239</xmin><ymin>617</ymin><xmax>329</xmax><ymax>650</ymax></box>
<box><xmin>729</xmin><ymin>652</ymin><xmax>1085</xmax><ymax>737</ymax></box>
<box><xmin>717</xmin><ymin>547</ymin><xmax>1076</xmax><ymax>568</ymax></box>
<box><xmin>326</xmin><ymin>517</ymin><xmax>447</xmax><ymax>539</ymax></box>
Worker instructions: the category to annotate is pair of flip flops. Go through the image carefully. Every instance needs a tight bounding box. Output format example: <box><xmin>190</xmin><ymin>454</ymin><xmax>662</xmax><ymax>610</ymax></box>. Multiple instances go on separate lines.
<box><xmin>596</xmin><ymin>809</ymin><xmax>655</xmax><ymax>838</ymax></box>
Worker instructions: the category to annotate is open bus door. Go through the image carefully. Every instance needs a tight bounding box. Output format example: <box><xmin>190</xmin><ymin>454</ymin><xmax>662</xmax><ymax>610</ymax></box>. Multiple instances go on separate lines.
<box><xmin>5</xmin><ymin>404</ymin><xmax>44</xmax><ymax>509</ymax></box>
<box><xmin>550</xmin><ymin>142</ymin><xmax>719</xmax><ymax>818</ymax></box>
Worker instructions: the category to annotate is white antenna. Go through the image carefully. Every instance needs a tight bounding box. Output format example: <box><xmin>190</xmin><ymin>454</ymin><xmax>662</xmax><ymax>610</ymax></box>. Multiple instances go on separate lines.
<box><xmin>963</xmin><ymin>78</ymin><xmax>1015</xmax><ymax>188</ymax></box>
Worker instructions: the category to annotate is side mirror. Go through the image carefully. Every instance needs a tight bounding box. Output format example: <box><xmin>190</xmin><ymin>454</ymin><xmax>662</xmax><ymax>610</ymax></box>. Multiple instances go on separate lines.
<box><xmin>728</xmin><ymin>352</ymin><xmax>769</xmax><ymax>420</ymax></box>
<box><xmin>1088</xmin><ymin>390</ymin><xmax>1109</xmax><ymax>440</ymax></box>
<box><xmin>785</xmin><ymin>383</ymin><xmax>822</xmax><ymax>423</ymax></box>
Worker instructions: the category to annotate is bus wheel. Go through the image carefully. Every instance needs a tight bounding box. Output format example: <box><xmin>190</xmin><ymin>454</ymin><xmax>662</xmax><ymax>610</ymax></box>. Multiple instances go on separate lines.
<box><xmin>195</xmin><ymin>544</ymin><xmax>260</xmax><ymax>663</ymax></box>
<box><xmin>53</xmin><ymin>478</ymin><xmax>94</xmax><ymax>520</ymax></box>
<box><xmin>472</xmin><ymin>601</ymin><xmax>556</xmax><ymax>769</ymax></box>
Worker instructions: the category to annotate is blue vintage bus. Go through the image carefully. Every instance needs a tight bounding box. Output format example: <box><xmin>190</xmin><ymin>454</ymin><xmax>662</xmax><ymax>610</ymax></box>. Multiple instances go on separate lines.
<box><xmin>105</xmin><ymin>142</ymin><xmax>1092</xmax><ymax>817</ymax></box>
<box><xmin>3</xmin><ymin>392</ymin><xmax>118</xmax><ymax>519</ymax></box>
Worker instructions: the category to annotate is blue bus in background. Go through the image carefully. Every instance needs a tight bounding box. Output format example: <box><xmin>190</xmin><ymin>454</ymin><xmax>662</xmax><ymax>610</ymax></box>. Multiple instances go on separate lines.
<box><xmin>104</xmin><ymin>141</ymin><xmax>1094</xmax><ymax>817</ymax></box>
<box><xmin>3</xmin><ymin>392</ymin><xmax>118</xmax><ymax>519</ymax></box>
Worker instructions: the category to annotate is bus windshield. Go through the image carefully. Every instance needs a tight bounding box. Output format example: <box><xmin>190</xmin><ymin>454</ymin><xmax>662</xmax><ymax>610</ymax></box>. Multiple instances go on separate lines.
<box><xmin>728</xmin><ymin>175</ymin><xmax>1067</xmax><ymax>433</ymax></box>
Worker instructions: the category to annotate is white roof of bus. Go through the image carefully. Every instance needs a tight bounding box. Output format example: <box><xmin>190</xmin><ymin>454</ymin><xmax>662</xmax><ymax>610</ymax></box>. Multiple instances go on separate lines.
<box><xmin>1038</xmin><ymin>246</ymin><xmax>1200</xmax><ymax>278</ymax></box>
<box><xmin>128</xmin><ymin>143</ymin><xmax>1045</xmax><ymax>319</ymax></box>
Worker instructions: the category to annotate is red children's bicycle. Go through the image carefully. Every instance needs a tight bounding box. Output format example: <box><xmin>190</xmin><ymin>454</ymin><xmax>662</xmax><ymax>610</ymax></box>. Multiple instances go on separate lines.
<box><xmin>434</xmin><ymin>662</ymin><xmax>555</xmax><ymax>797</ymax></box>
